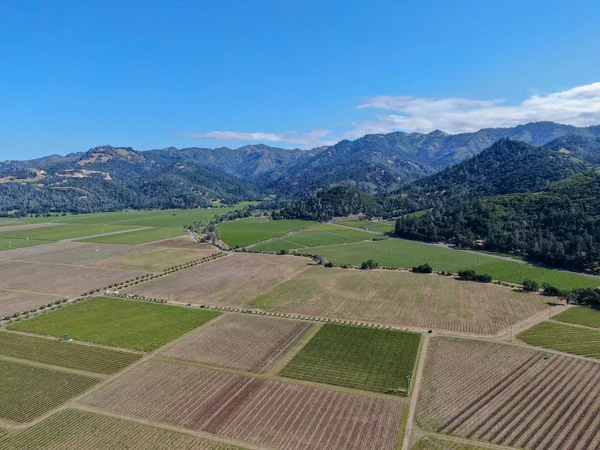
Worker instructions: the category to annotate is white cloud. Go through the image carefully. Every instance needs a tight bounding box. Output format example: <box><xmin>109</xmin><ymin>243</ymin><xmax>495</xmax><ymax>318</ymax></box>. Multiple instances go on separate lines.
<box><xmin>186</xmin><ymin>129</ymin><xmax>336</xmax><ymax>148</ymax></box>
<box><xmin>349</xmin><ymin>82</ymin><xmax>600</xmax><ymax>137</ymax></box>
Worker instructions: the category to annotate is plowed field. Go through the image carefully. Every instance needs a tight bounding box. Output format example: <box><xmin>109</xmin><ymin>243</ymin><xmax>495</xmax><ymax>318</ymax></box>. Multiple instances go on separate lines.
<box><xmin>126</xmin><ymin>253</ymin><xmax>312</xmax><ymax>305</ymax></box>
<box><xmin>81</xmin><ymin>359</ymin><xmax>404</xmax><ymax>450</ymax></box>
<box><xmin>253</xmin><ymin>267</ymin><xmax>548</xmax><ymax>335</ymax></box>
<box><xmin>417</xmin><ymin>337</ymin><xmax>600</xmax><ymax>450</ymax></box>
<box><xmin>161</xmin><ymin>314</ymin><xmax>312</xmax><ymax>373</ymax></box>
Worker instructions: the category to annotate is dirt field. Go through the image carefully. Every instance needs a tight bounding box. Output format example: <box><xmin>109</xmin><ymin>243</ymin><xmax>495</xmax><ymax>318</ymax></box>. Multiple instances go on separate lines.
<box><xmin>253</xmin><ymin>267</ymin><xmax>549</xmax><ymax>335</ymax></box>
<box><xmin>0</xmin><ymin>260</ymin><xmax>146</xmax><ymax>298</ymax></box>
<box><xmin>126</xmin><ymin>253</ymin><xmax>312</xmax><ymax>305</ymax></box>
<box><xmin>0</xmin><ymin>290</ymin><xmax>60</xmax><ymax>319</ymax></box>
<box><xmin>81</xmin><ymin>359</ymin><xmax>404</xmax><ymax>450</ymax></box>
<box><xmin>161</xmin><ymin>314</ymin><xmax>312</xmax><ymax>373</ymax></box>
<box><xmin>149</xmin><ymin>236</ymin><xmax>219</xmax><ymax>252</ymax></box>
<box><xmin>92</xmin><ymin>248</ymin><xmax>217</xmax><ymax>272</ymax></box>
<box><xmin>417</xmin><ymin>337</ymin><xmax>600</xmax><ymax>449</ymax></box>
<box><xmin>0</xmin><ymin>241</ymin><xmax>147</xmax><ymax>265</ymax></box>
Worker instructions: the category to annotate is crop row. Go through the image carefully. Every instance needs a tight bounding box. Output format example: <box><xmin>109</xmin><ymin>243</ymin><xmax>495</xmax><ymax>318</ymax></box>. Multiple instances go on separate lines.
<box><xmin>240</xmin><ymin>223</ymin><xmax>318</xmax><ymax>249</ymax></box>
<box><xmin>0</xmin><ymin>409</ymin><xmax>242</xmax><ymax>449</ymax></box>
<box><xmin>417</xmin><ymin>337</ymin><xmax>600</xmax><ymax>450</ymax></box>
<box><xmin>0</xmin><ymin>358</ymin><xmax>99</xmax><ymax>423</ymax></box>
<box><xmin>81</xmin><ymin>359</ymin><xmax>404</xmax><ymax>450</ymax></box>
<box><xmin>519</xmin><ymin>321</ymin><xmax>600</xmax><ymax>359</ymax></box>
<box><xmin>0</xmin><ymin>331</ymin><xmax>141</xmax><ymax>374</ymax></box>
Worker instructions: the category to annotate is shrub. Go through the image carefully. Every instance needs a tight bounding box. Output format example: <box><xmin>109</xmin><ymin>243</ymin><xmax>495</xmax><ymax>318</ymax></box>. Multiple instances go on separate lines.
<box><xmin>523</xmin><ymin>279</ymin><xmax>540</xmax><ymax>292</ymax></box>
<box><xmin>474</xmin><ymin>273</ymin><xmax>492</xmax><ymax>283</ymax></box>
<box><xmin>458</xmin><ymin>269</ymin><xmax>477</xmax><ymax>280</ymax></box>
<box><xmin>412</xmin><ymin>263</ymin><xmax>433</xmax><ymax>274</ymax></box>
<box><xmin>360</xmin><ymin>260</ymin><xmax>378</xmax><ymax>270</ymax></box>
<box><xmin>278</xmin><ymin>249</ymin><xmax>289</xmax><ymax>255</ymax></box>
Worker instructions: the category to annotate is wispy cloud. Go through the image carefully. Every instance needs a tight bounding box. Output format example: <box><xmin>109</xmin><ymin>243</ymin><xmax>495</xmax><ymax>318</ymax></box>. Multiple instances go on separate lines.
<box><xmin>348</xmin><ymin>82</ymin><xmax>600</xmax><ymax>137</ymax></box>
<box><xmin>185</xmin><ymin>129</ymin><xmax>336</xmax><ymax>148</ymax></box>
<box><xmin>186</xmin><ymin>82</ymin><xmax>600</xmax><ymax>148</ymax></box>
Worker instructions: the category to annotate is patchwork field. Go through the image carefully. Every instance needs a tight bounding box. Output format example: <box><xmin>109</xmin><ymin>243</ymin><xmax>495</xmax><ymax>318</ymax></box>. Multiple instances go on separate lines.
<box><xmin>8</xmin><ymin>297</ymin><xmax>220</xmax><ymax>351</ymax></box>
<box><xmin>0</xmin><ymin>409</ymin><xmax>243</xmax><ymax>450</ymax></box>
<box><xmin>554</xmin><ymin>306</ymin><xmax>600</xmax><ymax>329</ymax></box>
<box><xmin>0</xmin><ymin>331</ymin><xmax>141</xmax><ymax>374</ymax></box>
<box><xmin>0</xmin><ymin>222</ymin><xmax>61</xmax><ymax>232</ymax></box>
<box><xmin>218</xmin><ymin>218</ymin><xmax>313</xmax><ymax>247</ymax></box>
<box><xmin>0</xmin><ymin>237</ymin><xmax>53</xmax><ymax>251</ymax></box>
<box><xmin>253</xmin><ymin>267</ymin><xmax>549</xmax><ymax>335</ymax></box>
<box><xmin>300</xmin><ymin>238</ymin><xmax>599</xmax><ymax>290</ymax></box>
<box><xmin>281</xmin><ymin>324</ymin><xmax>420</xmax><ymax>393</ymax></box>
<box><xmin>79</xmin><ymin>227</ymin><xmax>187</xmax><ymax>244</ymax></box>
<box><xmin>92</xmin><ymin>248</ymin><xmax>213</xmax><ymax>272</ymax></box>
<box><xmin>338</xmin><ymin>220</ymin><xmax>396</xmax><ymax>233</ymax></box>
<box><xmin>0</xmin><ymin>241</ymin><xmax>147</xmax><ymax>265</ymax></box>
<box><xmin>161</xmin><ymin>314</ymin><xmax>312</xmax><ymax>373</ymax></box>
<box><xmin>0</xmin><ymin>223</ymin><xmax>137</xmax><ymax>241</ymax></box>
<box><xmin>148</xmin><ymin>235</ymin><xmax>218</xmax><ymax>252</ymax></box>
<box><xmin>0</xmin><ymin>359</ymin><xmax>99</xmax><ymax>423</ymax></box>
<box><xmin>127</xmin><ymin>253</ymin><xmax>312</xmax><ymax>306</ymax></box>
<box><xmin>0</xmin><ymin>260</ymin><xmax>147</xmax><ymax>298</ymax></box>
<box><xmin>519</xmin><ymin>321</ymin><xmax>600</xmax><ymax>359</ymax></box>
<box><xmin>0</xmin><ymin>290</ymin><xmax>60</xmax><ymax>320</ymax></box>
<box><xmin>417</xmin><ymin>337</ymin><xmax>600</xmax><ymax>449</ymax></box>
<box><xmin>80</xmin><ymin>359</ymin><xmax>405</xmax><ymax>450</ymax></box>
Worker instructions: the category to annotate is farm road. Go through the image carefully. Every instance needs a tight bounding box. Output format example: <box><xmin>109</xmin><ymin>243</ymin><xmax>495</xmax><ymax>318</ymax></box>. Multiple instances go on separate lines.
<box><xmin>402</xmin><ymin>334</ymin><xmax>429</xmax><ymax>450</ymax></box>
<box><xmin>64</xmin><ymin>226</ymin><xmax>151</xmax><ymax>242</ymax></box>
<box><xmin>330</xmin><ymin>222</ymin><xmax>384</xmax><ymax>235</ymax></box>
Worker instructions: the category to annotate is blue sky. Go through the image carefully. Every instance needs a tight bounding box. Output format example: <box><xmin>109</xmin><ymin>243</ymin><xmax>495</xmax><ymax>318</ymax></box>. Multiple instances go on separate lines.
<box><xmin>1</xmin><ymin>0</ymin><xmax>599</xmax><ymax>160</ymax></box>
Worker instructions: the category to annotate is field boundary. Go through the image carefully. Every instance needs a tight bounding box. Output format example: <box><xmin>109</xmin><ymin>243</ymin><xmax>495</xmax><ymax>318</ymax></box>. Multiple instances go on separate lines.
<box><xmin>401</xmin><ymin>334</ymin><xmax>429</xmax><ymax>450</ymax></box>
<box><xmin>243</xmin><ymin>222</ymin><xmax>320</xmax><ymax>249</ymax></box>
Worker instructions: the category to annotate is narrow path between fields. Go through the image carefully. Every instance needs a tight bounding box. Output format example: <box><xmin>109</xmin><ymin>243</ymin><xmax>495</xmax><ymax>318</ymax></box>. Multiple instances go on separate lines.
<box><xmin>402</xmin><ymin>333</ymin><xmax>429</xmax><ymax>450</ymax></box>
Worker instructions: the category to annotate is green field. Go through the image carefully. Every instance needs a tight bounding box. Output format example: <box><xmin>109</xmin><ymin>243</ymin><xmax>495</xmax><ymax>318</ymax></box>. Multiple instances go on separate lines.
<box><xmin>0</xmin><ymin>237</ymin><xmax>53</xmax><ymax>251</ymax></box>
<box><xmin>8</xmin><ymin>297</ymin><xmax>220</xmax><ymax>351</ymax></box>
<box><xmin>0</xmin><ymin>331</ymin><xmax>141</xmax><ymax>374</ymax></box>
<box><xmin>79</xmin><ymin>227</ymin><xmax>187</xmax><ymax>245</ymax></box>
<box><xmin>337</xmin><ymin>220</ymin><xmax>396</xmax><ymax>233</ymax></box>
<box><xmin>218</xmin><ymin>218</ymin><xmax>313</xmax><ymax>247</ymax></box>
<box><xmin>518</xmin><ymin>321</ymin><xmax>600</xmax><ymax>359</ymax></box>
<box><xmin>0</xmin><ymin>224</ymin><xmax>137</xmax><ymax>241</ymax></box>
<box><xmin>554</xmin><ymin>307</ymin><xmax>600</xmax><ymax>329</ymax></box>
<box><xmin>0</xmin><ymin>409</ymin><xmax>243</xmax><ymax>449</ymax></box>
<box><xmin>300</xmin><ymin>238</ymin><xmax>598</xmax><ymax>290</ymax></box>
<box><xmin>0</xmin><ymin>359</ymin><xmax>99</xmax><ymax>423</ymax></box>
<box><xmin>280</xmin><ymin>324</ymin><xmax>420</xmax><ymax>393</ymax></box>
<box><xmin>252</xmin><ymin>238</ymin><xmax>308</xmax><ymax>252</ymax></box>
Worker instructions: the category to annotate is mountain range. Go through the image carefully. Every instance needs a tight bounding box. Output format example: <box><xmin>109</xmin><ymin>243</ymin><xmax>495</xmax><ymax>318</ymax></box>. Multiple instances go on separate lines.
<box><xmin>2</xmin><ymin>121</ymin><xmax>600</xmax><ymax>214</ymax></box>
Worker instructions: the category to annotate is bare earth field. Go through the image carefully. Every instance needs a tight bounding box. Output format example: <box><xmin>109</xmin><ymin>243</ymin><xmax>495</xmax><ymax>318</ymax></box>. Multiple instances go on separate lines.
<box><xmin>253</xmin><ymin>267</ymin><xmax>549</xmax><ymax>335</ymax></box>
<box><xmin>161</xmin><ymin>314</ymin><xmax>312</xmax><ymax>373</ymax></box>
<box><xmin>0</xmin><ymin>260</ymin><xmax>146</xmax><ymax>298</ymax></box>
<box><xmin>149</xmin><ymin>236</ymin><xmax>219</xmax><ymax>252</ymax></box>
<box><xmin>417</xmin><ymin>337</ymin><xmax>600</xmax><ymax>450</ymax></box>
<box><xmin>80</xmin><ymin>359</ymin><xmax>404</xmax><ymax>450</ymax></box>
<box><xmin>0</xmin><ymin>222</ymin><xmax>62</xmax><ymax>232</ymax></box>
<box><xmin>0</xmin><ymin>241</ymin><xmax>147</xmax><ymax>265</ymax></box>
<box><xmin>92</xmin><ymin>248</ymin><xmax>216</xmax><ymax>272</ymax></box>
<box><xmin>0</xmin><ymin>290</ymin><xmax>60</xmax><ymax>319</ymax></box>
<box><xmin>126</xmin><ymin>253</ymin><xmax>312</xmax><ymax>305</ymax></box>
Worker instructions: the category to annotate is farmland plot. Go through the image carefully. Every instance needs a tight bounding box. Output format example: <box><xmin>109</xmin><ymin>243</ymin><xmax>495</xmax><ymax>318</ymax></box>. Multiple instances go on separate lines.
<box><xmin>0</xmin><ymin>260</ymin><xmax>147</xmax><ymax>298</ymax></box>
<box><xmin>554</xmin><ymin>306</ymin><xmax>600</xmax><ymax>329</ymax></box>
<box><xmin>519</xmin><ymin>321</ymin><xmax>600</xmax><ymax>359</ymax></box>
<box><xmin>0</xmin><ymin>290</ymin><xmax>59</xmax><ymax>320</ymax></box>
<box><xmin>79</xmin><ymin>227</ymin><xmax>187</xmax><ymax>245</ymax></box>
<box><xmin>81</xmin><ymin>359</ymin><xmax>404</xmax><ymax>450</ymax></box>
<box><xmin>253</xmin><ymin>267</ymin><xmax>548</xmax><ymax>335</ymax></box>
<box><xmin>281</xmin><ymin>324</ymin><xmax>420</xmax><ymax>393</ymax></box>
<box><xmin>148</xmin><ymin>236</ymin><xmax>218</xmax><ymax>252</ymax></box>
<box><xmin>0</xmin><ymin>241</ymin><xmax>147</xmax><ymax>265</ymax></box>
<box><xmin>0</xmin><ymin>409</ymin><xmax>244</xmax><ymax>450</ymax></box>
<box><xmin>9</xmin><ymin>297</ymin><xmax>220</xmax><ymax>351</ymax></box>
<box><xmin>0</xmin><ymin>331</ymin><xmax>141</xmax><ymax>374</ymax></box>
<box><xmin>92</xmin><ymin>248</ymin><xmax>213</xmax><ymax>272</ymax></box>
<box><xmin>0</xmin><ymin>237</ymin><xmax>53</xmax><ymax>251</ymax></box>
<box><xmin>0</xmin><ymin>223</ymin><xmax>136</xmax><ymax>241</ymax></box>
<box><xmin>127</xmin><ymin>253</ymin><xmax>312</xmax><ymax>306</ymax></box>
<box><xmin>412</xmin><ymin>436</ymin><xmax>490</xmax><ymax>449</ymax></box>
<box><xmin>217</xmin><ymin>218</ymin><xmax>313</xmax><ymax>247</ymax></box>
<box><xmin>251</xmin><ymin>238</ymin><xmax>307</xmax><ymax>252</ymax></box>
<box><xmin>0</xmin><ymin>359</ymin><xmax>99</xmax><ymax>423</ymax></box>
<box><xmin>161</xmin><ymin>314</ymin><xmax>312</xmax><ymax>373</ymax></box>
<box><xmin>417</xmin><ymin>337</ymin><xmax>600</xmax><ymax>450</ymax></box>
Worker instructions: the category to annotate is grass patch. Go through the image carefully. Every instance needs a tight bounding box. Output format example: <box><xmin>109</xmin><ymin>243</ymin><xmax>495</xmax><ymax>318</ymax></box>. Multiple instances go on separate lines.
<box><xmin>286</xmin><ymin>231</ymin><xmax>361</xmax><ymax>247</ymax></box>
<box><xmin>280</xmin><ymin>324</ymin><xmax>420</xmax><ymax>393</ymax></box>
<box><xmin>251</xmin><ymin>239</ymin><xmax>306</xmax><ymax>252</ymax></box>
<box><xmin>301</xmin><ymin>238</ymin><xmax>598</xmax><ymax>291</ymax></box>
<box><xmin>554</xmin><ymin>306</ymin><xmax>600</xmax><ymax>329</ymax></box>
<box><xmin>0</xmin><ymin>237</ymin><xmax>53</xmax><ymax>251</ymax></box>
<box><xmin>0</xmin><ymin>331</ymin><xmax>141</xmax><ymax>374</ymax></box>
<box><xmin>0</xmin><ymin>409</ymin><xmax>243</xmax><ymax>449</ymax></box>
<box><xmin>519</xmin><ymin>321</ymin><xmax>600</xmax><ymax>359</ymax></box>
<box><xmin>0</xmin><ymin>359</ymin><xmax>99</xmax><ymax>423</ymax></box>
<box><xmin>8</xmin><ymin>297</ymin><xmax>220</xmax><ymax>351</ymax></box>
<box><xmin>0</xmin><ymin>224</ymin><xmax>136</xmax><ymax>241</ymax></box>
<box><xmin>79</xmin><ymin>227</ymin><xmax>186</xmax><ymax>245</ymax></box>
<box><xmin>218</xmin><ymin>218</ymin><xmax>313</xmax><ymax>247</ymax></box>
